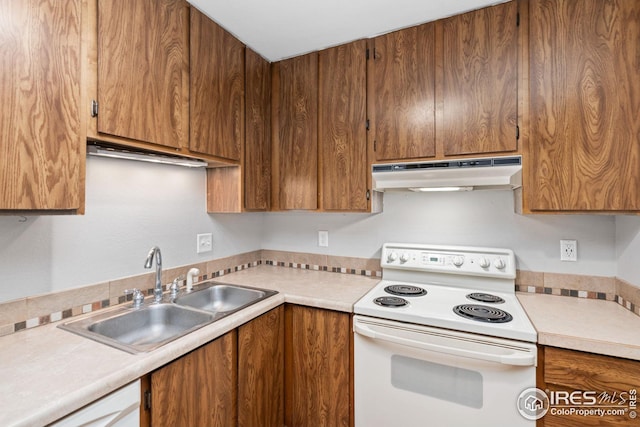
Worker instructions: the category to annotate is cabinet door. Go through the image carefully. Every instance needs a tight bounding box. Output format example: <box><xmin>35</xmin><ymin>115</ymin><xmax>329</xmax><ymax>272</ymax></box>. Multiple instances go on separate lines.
<box><xmin>0</xmin><ymin>0</ymin><xmax>82</xmax><ymax>210</ymax></box>
<box><xmin>190</xmin><ymin>7</ymin><xmax>244</xmax><ymax>161</ymax></box>
<box><xmin>369</xmin><ymin>23</ymin><xmax>436</xmax><ymax>161</ymax></box>
<box><xmin>97</xmin><ymin>0</ymin><xmax>188</xmax><ymax>149</ymax></box>
<box><xmin>151</xmin><ymin>331</ymin><xmax>237</xmax><ymax>427</ymax></box>
<box><xmin>528</xmin><ymin>0</ymin><xmax>640</xmax><ymax>211</ymax></box>
<box><xmin>285</xmin><ymin>305</ymin><xmax>351</xmax><ymax>427</ymax></box>
<box><xmin>238</xmin><ymin>306</ymin><xmax>284</xmax><ymax>427</ymax></box>
<box><xmin>440</xmin><ymin>1</ymin><xmax>518</xmax><ymax>156</ymax></box>
<box><xmin>319</xmin><ymin>40</ymin><xmax>368</xmax><ymax>211</ymax></box>
<box><xmin>541</xmin><ymin>346</ymin><xmax>640</xmax><ymax>427</ymax></box>
<box><xmin>244</xmin><ymin>48</ymin><xmax>271</xmax><ymax>210</ymax></box>
<box><xmin>271</xmin><ymin>53</ymin><xmax>318</xmax><ymax>210</ymax></box>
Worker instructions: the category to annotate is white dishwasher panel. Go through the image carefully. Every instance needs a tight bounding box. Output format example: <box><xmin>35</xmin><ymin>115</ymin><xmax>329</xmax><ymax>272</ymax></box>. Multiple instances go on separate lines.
<box><xmin>50</xmin><ymin>380</ymin><xmax>140</xmax><ymax>427</ymax></box>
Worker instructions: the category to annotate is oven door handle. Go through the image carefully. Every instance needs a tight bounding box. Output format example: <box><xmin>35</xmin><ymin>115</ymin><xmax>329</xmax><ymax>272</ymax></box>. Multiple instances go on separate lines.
<box><xmin>354</xmin><ymin>322</ymin><xmax>535</xmax><ymax>367</ymax></box>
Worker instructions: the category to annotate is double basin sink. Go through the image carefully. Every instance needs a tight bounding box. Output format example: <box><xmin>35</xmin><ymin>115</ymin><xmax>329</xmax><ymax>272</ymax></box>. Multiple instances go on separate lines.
<box><xmin>59</xmin><ymin>281</ymin><xmax>278</xmax><ymax>354</ymax></box>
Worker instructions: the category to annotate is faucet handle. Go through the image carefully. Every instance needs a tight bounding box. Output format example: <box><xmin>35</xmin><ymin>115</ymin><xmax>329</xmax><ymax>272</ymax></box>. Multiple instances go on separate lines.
<box><xmin>169</xmin><ymin>276</ymin><xmax>184</xmax><ymax>297</ymax></box>
<box><xmin>124</xmin><ymin>288</ymin><xmax>145</xmax><ymax>308</ymax></box>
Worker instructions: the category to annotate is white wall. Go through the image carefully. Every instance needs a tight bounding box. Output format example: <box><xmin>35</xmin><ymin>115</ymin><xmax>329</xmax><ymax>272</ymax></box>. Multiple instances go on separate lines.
<box><xmin>615</xmin><ymin>215</ymin><xmax>640</xmax><ymax>285</ymax></box>
<box><xmin>262</xmin><ymin>191</ymin><xmax>617</xmax><ymax>276</ymax></box>
<box><xmin>1</xmin><ymin>158</ymin><xmax>628</xmax><ymax>304</ymax></box>
<box><xmin>0</xmin><ymin>157</ymin><xmax>264</xmax><ymax>302</ymax></box>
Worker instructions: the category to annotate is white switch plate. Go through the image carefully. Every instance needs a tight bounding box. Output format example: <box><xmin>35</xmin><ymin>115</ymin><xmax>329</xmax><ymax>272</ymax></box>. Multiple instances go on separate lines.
<box><xmin>197</xmin><ymin>233</ymin><xmax>213</xmax><ymax>253</ymax></box>
<box><xmin>560</xmin><ymin>239</ymin><xmax>577</xmax><ymax>261</ymax></box>
<box><xmin>318</xmin><ymin>230</ymin><xmax>329</xmax><ymax>247</ymax></box>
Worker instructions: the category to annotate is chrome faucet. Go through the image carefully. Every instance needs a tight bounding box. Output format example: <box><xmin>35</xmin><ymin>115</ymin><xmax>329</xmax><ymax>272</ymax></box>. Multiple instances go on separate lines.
<box><xmin>144</xmin><ymin>246</ymin><xmax>163</xmax><ymax>303</ymax></box>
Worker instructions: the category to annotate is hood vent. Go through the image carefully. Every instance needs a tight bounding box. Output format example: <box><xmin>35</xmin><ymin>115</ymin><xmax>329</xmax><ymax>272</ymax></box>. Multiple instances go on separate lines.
<box><xmin>372</xmin><ymin>156</ymin><xmax>522</xmax><ymax>192</ymax></box>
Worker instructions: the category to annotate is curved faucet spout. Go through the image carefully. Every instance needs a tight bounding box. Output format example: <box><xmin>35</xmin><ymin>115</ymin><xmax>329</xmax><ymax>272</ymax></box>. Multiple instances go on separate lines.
<box><xmin>144</xmin><ymin>246</ymin><xmax>163</xmax><ymax>303</ymax></box>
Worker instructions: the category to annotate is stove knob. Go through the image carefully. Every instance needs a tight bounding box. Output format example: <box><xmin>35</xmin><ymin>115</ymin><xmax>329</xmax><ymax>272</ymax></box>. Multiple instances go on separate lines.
<box><xmin>400</xmin><ymin>253</ymin><xmax>410</xmax><ymax>263</ymax></box>
<box><xmin>478</xmin><ymin>257</ymin><xmax>491</xmax><ymax>269</ymax></box>
<box><xmin>387</xmin><ymin>251</ymin><xmax>398</xmax><ymax>263</ymax></box>
<box><xmin>494</xmin><ymin>258</ymin><xmax>506</xmax><ymax>269</ymax></box>
<box><xmin>452</xmin><ymin>256</ymin><xmax>465</xmax><ymax>267</ymax></box>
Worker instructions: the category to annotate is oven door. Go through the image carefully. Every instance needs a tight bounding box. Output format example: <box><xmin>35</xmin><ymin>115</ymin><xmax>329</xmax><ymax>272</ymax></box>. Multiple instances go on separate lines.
<box><xmin>354</xmin><ymin>315</ymin><xmax>537</xmax><ymax>427</ymax></box>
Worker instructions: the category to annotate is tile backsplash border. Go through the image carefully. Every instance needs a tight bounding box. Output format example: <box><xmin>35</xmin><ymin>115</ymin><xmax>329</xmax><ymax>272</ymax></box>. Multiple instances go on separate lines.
<box><xmin>1</xmin><ymin>250</ymin><xmax>639</xmax><ymax>336</ymax></box>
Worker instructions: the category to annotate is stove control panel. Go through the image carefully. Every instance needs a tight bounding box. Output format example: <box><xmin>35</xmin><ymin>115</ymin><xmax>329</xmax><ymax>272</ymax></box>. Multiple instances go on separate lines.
<box><xmin>381</xmin><ymin>243</ymin><xmax>516</xmax><ymax>279</ymax></box>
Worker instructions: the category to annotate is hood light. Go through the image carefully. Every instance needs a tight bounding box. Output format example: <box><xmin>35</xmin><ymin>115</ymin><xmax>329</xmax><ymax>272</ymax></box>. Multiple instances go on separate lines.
<box><xmin>409</xmin><ymin>186</ymin><xmax>474</xmax><ymax>192</ymax></box>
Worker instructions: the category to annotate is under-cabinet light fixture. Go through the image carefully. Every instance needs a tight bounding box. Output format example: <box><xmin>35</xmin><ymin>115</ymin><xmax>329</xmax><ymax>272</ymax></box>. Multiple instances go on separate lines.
<box><xmin>87</xmin><ymin>144</ymin><xmax>207</xmax><ymax>168</ymax></box>
<box><xmin>409</xmin><ymin>186</ymin><xmax>474</xmax><ymax>192</ymax></box>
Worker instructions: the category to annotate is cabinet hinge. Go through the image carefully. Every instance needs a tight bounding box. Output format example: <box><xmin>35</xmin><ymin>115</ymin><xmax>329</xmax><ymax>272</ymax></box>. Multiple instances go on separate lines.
<box><xmin>144</xmin><ymin>390</ymin><xmax>152</xmax><ymax>410</ymax></box>
<box><xmin>366</xmin><ymin>190</ymin><xmax>370</xmax><ymax>201</ymax></box>
<box><xmin>366</xmin><ymin>119</ymin><xmax>370</xmax><ymax>131</ymax></box>
<box><xmin>91</xmin><ymin>100</ymin><xmax>99</xmax><ymax>118</ymax></box>
<box><xmin>516</xmin><ymin>12</ymin><xmax>520</xmax><ymax>27</ymax></box>
<box><xmin>366</xmin><ymin>48</ymin><xmax>370</xmax><ymax>60</ymax></box>
<box><xmin>516</xmin><ymin>125</ymin><xmax>520</xmax><ymax>140</ymax></box>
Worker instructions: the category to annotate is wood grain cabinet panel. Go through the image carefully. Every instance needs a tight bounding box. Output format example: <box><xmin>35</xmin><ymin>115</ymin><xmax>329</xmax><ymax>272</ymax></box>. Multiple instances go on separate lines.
<box><xmin>0</xmin><ymin>0</ymin><xmax>82</xmax><ymax>210</ymax></box>
<box><xmin>440</xmin><ymin>1</ymin><xmax>518</xmax><ymax>156</ymax></box>
<box><xmin>319</xmin><ymin>40</ymin><xmax>368</xmax><ymax>211</ymax></box>
<box><xmin>285</xmin><ymin>305</ymin><xmax>351</xmax><ymax>427</ymax></box>
<box><xmin>190</xmin><ymin>7</ymin><xmax>245</xmax><ymax>161</ymax></box>
<box><xmin>539</xmin><ymin>346</ymin><xmax>640</xmax><ymax>427</ymax></box>
<box><xmin>271</xmin><ymin>53</ymin><xmax>319</xmax><ymax>210</ymax></box>
<box><xmin>244</xmin><ymin>48</ymin><xmax>272</xmax><ymax>211</ymax></box>
<box><xmin>369</xmin><ymin>23</ymin><xmax>436</xmax><ymax>161</ymax></box>
<box><xmin>150</xmin><ymin>331</ymin><xmax>237</xmax><ymax>427</ymax></box>
<box><xmin>528</xmin><ymin>0</ymin><xmax>640</xmax><ymax>211</ymax></box>
<box><xmin>96</xmin><ymin>0</ymin><xmax>188</xmax><ymax>149</ymax></box>
<box><xmin>238</xmin><ymin>306</ymin><xmax>284</xmax><ymax>427</ymax></box>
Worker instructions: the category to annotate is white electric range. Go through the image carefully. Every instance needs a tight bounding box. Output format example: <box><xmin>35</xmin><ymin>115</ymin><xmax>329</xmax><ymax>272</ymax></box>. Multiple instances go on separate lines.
<box><xmin>353</xmin><ymin>243</ymin><xmax>539</xmax><ymax>427</ymax></box>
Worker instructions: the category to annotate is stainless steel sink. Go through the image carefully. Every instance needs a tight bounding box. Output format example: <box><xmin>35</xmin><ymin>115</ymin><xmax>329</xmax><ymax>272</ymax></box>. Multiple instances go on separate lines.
<box><xmin>174</xmin><ymin>282</ymin><xmax>278</xmax><ymax>316</ymax></box>
<box><xmin>59</xmin><ymin>303</ymin><xmax>216</xmax><ymax>354</ymax></box>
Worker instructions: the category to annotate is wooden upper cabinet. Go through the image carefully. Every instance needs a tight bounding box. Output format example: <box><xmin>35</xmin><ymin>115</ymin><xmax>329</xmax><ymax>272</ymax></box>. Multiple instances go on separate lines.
<box><xmin>271</xmin><ymin>53</ymin><xmax>318</xmax><ymax>210</ymax></box>
<box><xmin>319</xmin><ymin>40</ymin><xmax>368</xmax><ymax>211</ymax></box>
<box><xmin>244</xmin><ymin>48</ymin><xmax>272</xmax><ymax>210</ymax></box>
<box><xmin>96</xmin><ymin>0</ymin><xmax>188</xmax><ymax>149</ymax></box>
<box><xmin>369</xmin><ymin>23</ymin><xmax>436</xmax><ymax>162</ymax></box>
<box><xmin>440</xmin><ymin>1</ymin><xmax>518</xmax><ymax>156</ymax></box>
<box><xmin>0</xmin><ymin>0</ymin><xmax>82</xmax><ymax>210</ymax></box>
<box><xmin>190</xmin><ymin>7</ymin><xmax>245</xmax><ymax>161</ymax></box>
<box><xmin>528</xmin><ymin>0</ymin><xmax>640</xmax><ymax>211</ymax></box>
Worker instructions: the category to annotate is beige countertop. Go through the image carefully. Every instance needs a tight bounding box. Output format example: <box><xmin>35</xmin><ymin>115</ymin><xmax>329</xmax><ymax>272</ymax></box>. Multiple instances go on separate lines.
<box><xmin>4</xmin><ymin>266</ymin><xmax>640</xmax><ymax>427</ymax></box>
<box><xmin>518</xmin><ymin>293</ymin><xmax>640</xmax><ymax>361</ymax></box>
<box><xmin>0</xmin><ymin>265</ymin><xmax>378</xmax><ymax>427</ymax></box>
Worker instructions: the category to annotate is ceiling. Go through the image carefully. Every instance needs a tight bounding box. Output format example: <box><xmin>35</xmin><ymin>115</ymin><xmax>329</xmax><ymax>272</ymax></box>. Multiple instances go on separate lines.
<box><xmin>187</xmin><ymin>0</ymin><xmax>507</xmax><ymax>62</ymax></box>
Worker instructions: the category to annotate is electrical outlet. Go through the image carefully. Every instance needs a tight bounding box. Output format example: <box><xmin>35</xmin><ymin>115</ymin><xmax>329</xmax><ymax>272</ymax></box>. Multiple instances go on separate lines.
<box><xmin>197</xmin><ymin>233</ymin><xmax>213</xmax><ymax>254</ymax></box>
<box><xmin>318</xmin><ymin>230</ymin><xmax>329</xmax><ymax>247</ymax></box>
<box><xmin>560</xmin><ymin>239</ymin><xmax>577</xmax><ymax>261</ymax></box>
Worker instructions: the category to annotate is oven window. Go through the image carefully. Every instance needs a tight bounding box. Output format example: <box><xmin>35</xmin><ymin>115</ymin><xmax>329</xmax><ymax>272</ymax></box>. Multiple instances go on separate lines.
<box><xmin>390</xmin><ymin>355</ymin><xmax>483</xmax><ymax>409</ymax></box>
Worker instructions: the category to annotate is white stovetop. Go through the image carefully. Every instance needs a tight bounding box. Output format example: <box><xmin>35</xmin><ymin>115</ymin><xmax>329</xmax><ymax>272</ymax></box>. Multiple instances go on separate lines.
<box><xmin>354</xmin><ymin>278</ymin><xmax>537</xmax><ymax>343</ymax></box>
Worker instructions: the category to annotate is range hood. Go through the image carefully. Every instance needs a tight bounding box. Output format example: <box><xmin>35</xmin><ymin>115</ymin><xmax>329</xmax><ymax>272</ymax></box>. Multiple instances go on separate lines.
<box><xmin>372</xmin><ymin>156</ymin><xmax>522</xmax><ymax>192</ymax></box>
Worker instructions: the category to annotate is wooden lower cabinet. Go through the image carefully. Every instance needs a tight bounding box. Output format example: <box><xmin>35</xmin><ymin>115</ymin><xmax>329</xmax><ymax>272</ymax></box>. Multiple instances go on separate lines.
<box><xmin>238</xmin><ymin>306</ymin><xmax>284</xmax><ymax>427</ymax></box>
<box><xmin>142</xmin><ymin>304</ymin><xmax>350</xmax><ymax>427</ymax></box>
<box><xmin>284</xmin><ymin>305</ymin><xmax>352</xmax><ymax>427</ymax></box>
<box><xmin>539</xmin><ymin>346</ymin><xmax>640</xmax><ymax>427</ymax></box>
<box><xmin>149</xmin><ymin>331</ymin><xmax>238</xmax><ymax>427</ymax></box>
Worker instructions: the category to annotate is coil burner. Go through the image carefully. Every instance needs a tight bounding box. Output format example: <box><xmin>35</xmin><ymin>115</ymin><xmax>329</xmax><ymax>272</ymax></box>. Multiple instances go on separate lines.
<box><xmin>453</xmin><ymin>304</ymin><xmax>513</xmax><ymax>323</ymax></box>
<box><xmin>374</xmin><ymin>296</ymin><xmax>409</xmax><ymax>308</ymax></box>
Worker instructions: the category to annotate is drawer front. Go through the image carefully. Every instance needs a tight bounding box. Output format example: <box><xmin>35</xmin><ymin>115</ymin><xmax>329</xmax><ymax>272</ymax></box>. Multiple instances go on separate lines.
<box><xmin>541</xmin><ymin>347</ymin><xmax>640</xmax><ymax>427</ymax></box>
